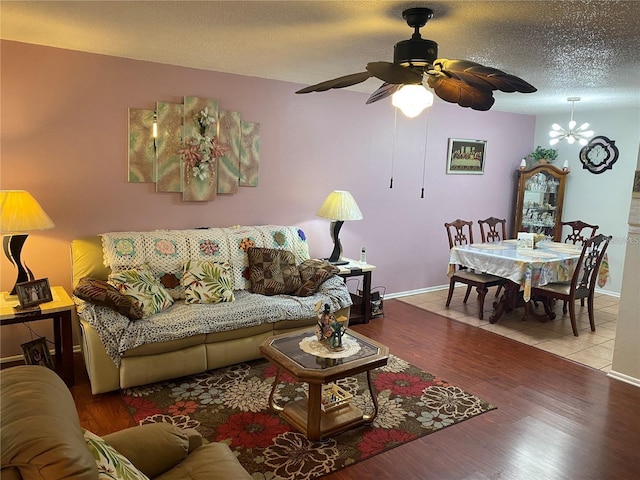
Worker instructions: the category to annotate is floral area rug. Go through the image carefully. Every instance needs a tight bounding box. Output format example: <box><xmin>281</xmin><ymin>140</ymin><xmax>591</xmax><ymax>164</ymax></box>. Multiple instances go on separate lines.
<box><xmin>122</xmin><ymin>355</ymin><xmax>496</xmax><ymax>479</ymax></box>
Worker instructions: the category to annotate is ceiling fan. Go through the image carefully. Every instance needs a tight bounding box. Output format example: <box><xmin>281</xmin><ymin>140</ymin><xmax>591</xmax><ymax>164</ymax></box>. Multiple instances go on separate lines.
<box><xmin>296</xmin><ymin>7</ymin><xmax>537</xmax><ymax>112</ymax></box>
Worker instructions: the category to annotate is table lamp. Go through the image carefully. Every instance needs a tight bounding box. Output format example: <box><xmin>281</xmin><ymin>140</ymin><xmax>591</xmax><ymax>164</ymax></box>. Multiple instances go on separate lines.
<box><xmin>316</xmin><ymin>190</ymin><xmax>363</xmax><ymax>265</ymax></box>
<box><xmin>0</xmin><ymin>190</ymin><xmax>55</xmax><ymax>295</ymax></box>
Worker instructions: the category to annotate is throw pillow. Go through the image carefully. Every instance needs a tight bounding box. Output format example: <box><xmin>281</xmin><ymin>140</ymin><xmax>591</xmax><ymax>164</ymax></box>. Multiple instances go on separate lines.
<box><xmin>84</xmin><ymin>429</ymin><xmax>150</xmax><ymax>480</ymax></box>
<box><xmin>73</xmin><ymin>277</ymin><xmax>144</xmax><ymax>320</ymax></box>
<box><xmin>182</xmin><ymin>260</ymin><xmax>235</xmax><ymax>304</ymax></box>
<box><xmin>247</xmin><ymin>247</ymin><xmax>302</xmax><ymax>295</ymax></box>
<box><xmin>108</xmin><ymin>267</ymin><xmax>174</xmax><ymax>318</ymax></box>
<box><xmin>295</xmin><ymin>259</ymin><xmax>340</xmax><ymax>297</ymax></box>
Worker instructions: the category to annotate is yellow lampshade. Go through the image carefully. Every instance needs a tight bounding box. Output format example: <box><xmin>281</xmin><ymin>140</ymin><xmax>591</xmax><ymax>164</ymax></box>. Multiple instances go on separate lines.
<box><xmin>0</xmin><ymin>190</ymin><xmax>55</xmax><ymax>233</ymax></box>
<box><xmin>316</xmin><ymin>191</ymin><xmax>363</xmax><ymax>221</ymax></box>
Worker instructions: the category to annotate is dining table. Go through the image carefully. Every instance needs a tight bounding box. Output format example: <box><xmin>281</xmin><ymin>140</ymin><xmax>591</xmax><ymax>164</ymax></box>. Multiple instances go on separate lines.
<box><xmin>447</xmin><ymin>239</ymin><xmax>607</xmax><ymax>323</ymax></box>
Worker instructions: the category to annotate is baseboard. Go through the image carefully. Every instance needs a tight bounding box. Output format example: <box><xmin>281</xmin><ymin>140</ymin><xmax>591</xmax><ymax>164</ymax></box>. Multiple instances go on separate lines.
<box><xmin>0</xmin><ymin>345</ymin><xmax>82</xmax><ymax>365</ymax></box>
<box><xmin>607</xmin><ymin>370</ymin><xmax>640</xmax><ymax>387</ymax></box>
<box><xmin>385</xmin><ymin>284</ymin><xmax>449</xmax><ymax>300</ymax></box>
<box><xmin>386</xmin><ymin>285</ymin><xmax>620</xmax><ymax>300</ymax></box>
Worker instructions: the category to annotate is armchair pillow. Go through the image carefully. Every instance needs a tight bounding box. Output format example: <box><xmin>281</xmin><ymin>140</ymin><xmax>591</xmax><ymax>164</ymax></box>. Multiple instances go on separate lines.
<box><xmin>83</xmin><ymin>429</ymin><xmax>150</xmax><ymax>480</ymax></box>
<box><xmin>182</xmin><ymin>260</ymin><xmax>235</xmax><ymax>304</ymax></box>
<box><xmin>102</xmin><ymin>423</ymin><xmax>195</xmax><ymax>479</ymax></box>
<box><xmin>247</xmin><ymin>247</ymin><xmax>302</xmax><ymax>295</ymax></box>
<box><xmin>108</xmin><ymin>267</ymin><xmax>174</xmax><ymax>318</ymax></box>
<box><xmin>73</xmin><ymin>277</ymin><xmax>144</xmax><ymax>320</ymax></box>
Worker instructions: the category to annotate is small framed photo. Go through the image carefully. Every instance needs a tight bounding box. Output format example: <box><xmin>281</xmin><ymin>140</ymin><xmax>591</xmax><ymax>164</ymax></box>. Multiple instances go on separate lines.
<box><xmin>15</xmin><ymin>278</ymin><xmax>53</xmax><ymax>309</ymax></box>
<box><xmin>446</xmin><ymin>138</ymin><xmax>487</xmax><ymax>174</ymax></box>
<box><xmin>21</xmin><ymin>337</ymin><xmax>54</xmax><ymax>370</ymax></box>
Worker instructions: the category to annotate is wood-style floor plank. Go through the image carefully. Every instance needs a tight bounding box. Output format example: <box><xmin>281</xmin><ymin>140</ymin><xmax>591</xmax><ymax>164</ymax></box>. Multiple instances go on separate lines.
<box><xmin>64</xmin><ymin>300</ymin><xmax>640</xmax><ymax>479</ymax></box>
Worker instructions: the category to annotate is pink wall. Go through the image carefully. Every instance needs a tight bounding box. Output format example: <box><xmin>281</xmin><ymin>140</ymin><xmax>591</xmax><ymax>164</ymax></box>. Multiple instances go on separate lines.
<box><xmin>1</xmin><ymin>41</ymin><xmax>535</xmax><ymax>356</ymax></box>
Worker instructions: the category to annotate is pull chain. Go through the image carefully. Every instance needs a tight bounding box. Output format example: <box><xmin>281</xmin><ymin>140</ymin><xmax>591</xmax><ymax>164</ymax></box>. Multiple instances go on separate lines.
<box><xmin>420</xmin><ymin>108</ymin><xmax>430</xmax><ymax>198</ymax></box>
<box><xmin>390</xmin><ymin>107</ymin><xmax>397</xmax><ymax>189</ymax></box>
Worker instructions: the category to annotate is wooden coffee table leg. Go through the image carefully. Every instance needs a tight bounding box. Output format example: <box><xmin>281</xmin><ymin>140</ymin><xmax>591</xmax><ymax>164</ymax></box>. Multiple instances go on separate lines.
<box><xmin>268</xmin><ymin>367</ymin><xmax>283</xmax><ymax>413</ymax></box>
<box><xmin>362</xmin><ymin>370</ymin><xmax>379</xmax><ymax>423</ymax></box>
<box><xmin>306</xmin><ymin>383</ymin><xmax>323</xmax><ymax>441</ymax></box>
<box><xmin>307</xmin><ymin>383</ymin><xmax>323</xmax><ymax>440</ymax></box>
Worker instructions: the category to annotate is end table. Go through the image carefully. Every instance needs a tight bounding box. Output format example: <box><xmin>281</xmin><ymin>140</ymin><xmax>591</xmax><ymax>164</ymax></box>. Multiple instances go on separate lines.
<box><xmin>336</xmin><ymin>258</ymin><xmax>376</xmax><ymax>324</ymax></box>
<box><xmin>1</xmin><ymin>286</ymin><xmax>75</xmax><ymax>386</ymax></box>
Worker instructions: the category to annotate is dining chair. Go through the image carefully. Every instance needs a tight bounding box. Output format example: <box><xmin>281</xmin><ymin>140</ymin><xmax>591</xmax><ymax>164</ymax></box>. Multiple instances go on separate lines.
<box><xmin>561</xmin><ymin>220</ymin><xmax>599</xmax><ymax>245</ymax></box>
<box><xmin>445</xmin><ymin>219</ymin><xmax>505</xmax><ymax>320</ymax></box>
<box><xmin>528</xmin><ymin>233</ymin><xmax>611</xmax><ymax>337</ymax></box>
<box><xmin>478</xmin><ymin>217</ymin><xmax>508</xmax><ymax>243</ymax></box>
<box><xmin>477</xmin><ymin>217</ymin><xmax>507</xmax><ymax>298</ymax></box>
<box><xmin>560</xmin><ymin>220</ymin><xmax>600</xmax><ymax>312</ymax></box>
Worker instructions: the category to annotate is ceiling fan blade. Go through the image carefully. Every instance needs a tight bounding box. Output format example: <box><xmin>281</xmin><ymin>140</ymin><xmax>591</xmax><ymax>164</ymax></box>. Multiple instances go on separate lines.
<box><xmin>366</xmin><ymin>83</ymin><xmax>403</xmax><ymax>104</ymax></box>
<box><xmin>427</xmin><ymin>75</ymin><xmax>495</xmax><ymax>111</ymax></box>
<box><xmin>366</xmin><ymin>62</ymin><xmax>423</xmax><ymax>85</ymax></box>
<box><xmin>295</xmin><ymin>71</ymin><xmax>372</xmax><ymax>94</ymax></box>
<box><xmin>433</xmin><ymin>59</ymin><xmax>537</xmax><ymax>93</ymax></box>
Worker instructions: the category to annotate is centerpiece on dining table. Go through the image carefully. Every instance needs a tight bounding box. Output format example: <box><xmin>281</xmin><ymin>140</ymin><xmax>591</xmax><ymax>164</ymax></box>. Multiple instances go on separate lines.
<box><xmin>517</xmin><ymin>232</ymin><xmax>549</xmax><ymax>249</ymax></box>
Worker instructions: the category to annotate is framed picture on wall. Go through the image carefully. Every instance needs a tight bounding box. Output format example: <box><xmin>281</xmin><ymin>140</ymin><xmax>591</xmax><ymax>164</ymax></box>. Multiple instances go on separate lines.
<box><xmin>446</xmin><ymin>138</ymin><xmax>487</xmax><ymax>174</ymax></box>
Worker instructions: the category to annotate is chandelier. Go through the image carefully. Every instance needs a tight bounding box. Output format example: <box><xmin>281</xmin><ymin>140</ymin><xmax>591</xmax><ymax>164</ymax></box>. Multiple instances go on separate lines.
<box><xmin>549</xmin><ymin>97</ymin><xmax>594</xmax><ymax>146</ymax></box>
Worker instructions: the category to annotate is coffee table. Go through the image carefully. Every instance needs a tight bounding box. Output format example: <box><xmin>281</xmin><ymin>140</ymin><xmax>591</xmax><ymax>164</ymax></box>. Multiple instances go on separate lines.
<box><xmin>259</xmin><ymin>328</ymin><xmax>389</xmax><ymax>441</ymax></box>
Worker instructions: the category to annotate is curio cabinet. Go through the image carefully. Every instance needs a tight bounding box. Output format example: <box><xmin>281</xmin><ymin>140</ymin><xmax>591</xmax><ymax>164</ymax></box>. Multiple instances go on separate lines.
<box><xmin>513</xmin><ymin>164</ymin><xmax>568</xmax><ymax>241</ymax></box>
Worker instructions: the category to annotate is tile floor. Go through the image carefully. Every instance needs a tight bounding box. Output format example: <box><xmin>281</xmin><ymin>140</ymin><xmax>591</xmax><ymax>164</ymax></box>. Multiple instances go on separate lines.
<box><xmin>398</xmin><ymin>288</ymin><xmax>619</xmax><ymax>372</ymax></box>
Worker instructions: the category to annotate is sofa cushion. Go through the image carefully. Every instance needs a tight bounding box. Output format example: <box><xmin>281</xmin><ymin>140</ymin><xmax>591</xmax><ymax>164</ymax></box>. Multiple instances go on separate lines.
<box><xmin>182</xmin><ymin>260</ymin><xmax>234</xmax><ymax>304</ymax></box>
<box><xmin>247</xmin><ymin>247</ymin><xmax>302</xmax><ymax>295</ymax></box>
<box><xmin>295</xmin><ymin>259</ymin><xmax>340</xmax><ymax>296</ymax></box>
<box><xmin>108</xmin><ymin>267</ymin><xmax>174</xmax><ymax>318</ymax></box>
<box><xmin>74</xmin><ymin>277</ymin><xmax>143</xmax><ymax>320</ymax></box>
<box><xmin>84</xmin><ymin>429</ymin><xmax>150</xmax><ymax>480</ymax></box>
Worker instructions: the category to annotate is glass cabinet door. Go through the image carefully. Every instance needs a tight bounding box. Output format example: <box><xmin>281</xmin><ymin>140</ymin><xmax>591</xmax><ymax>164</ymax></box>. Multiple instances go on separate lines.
<box><xmin>513</xmin><ymin>164</ymin><xmax>568</xmax><ymax>241</ymax></box>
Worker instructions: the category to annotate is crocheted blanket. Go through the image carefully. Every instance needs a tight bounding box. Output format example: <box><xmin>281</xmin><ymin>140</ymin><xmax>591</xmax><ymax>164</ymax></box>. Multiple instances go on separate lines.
<box><xmin>100</xmin><ymin>225</ymin><xmax>310</xmax><ymax>291</ymax></box>
<box><xmin>77</xmin><ymin>276</ymin><xmax>352</xmax><ymax>366</ymax></box>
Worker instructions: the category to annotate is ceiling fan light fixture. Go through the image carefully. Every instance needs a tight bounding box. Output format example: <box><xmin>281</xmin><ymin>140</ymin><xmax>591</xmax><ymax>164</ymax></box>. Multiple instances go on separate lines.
<box><xmin>392</xmin><ymin>85</ymin><xmax>434</xmax><ymax>118</ymax></box>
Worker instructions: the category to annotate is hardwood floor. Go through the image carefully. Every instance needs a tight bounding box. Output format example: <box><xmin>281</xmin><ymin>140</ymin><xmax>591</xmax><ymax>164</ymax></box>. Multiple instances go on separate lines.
<box><xmin>67</xmin><ymin>300</ymin><xmax>640</xmax><ymax>479</ymax></box>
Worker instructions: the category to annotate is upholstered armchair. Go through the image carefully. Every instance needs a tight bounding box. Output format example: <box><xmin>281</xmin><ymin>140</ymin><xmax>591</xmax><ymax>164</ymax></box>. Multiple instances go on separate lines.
<box><xmin>0</xmin><ymin>365</ymin><xmax>251</xmax><ymax>479</ymax></box>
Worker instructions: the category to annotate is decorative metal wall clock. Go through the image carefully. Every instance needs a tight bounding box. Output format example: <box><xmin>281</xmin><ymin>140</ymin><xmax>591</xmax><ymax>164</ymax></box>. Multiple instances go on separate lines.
<box><xmin>579</xmin><ymin>135</ymin><xmax>619</xmax><ymax>174</ymax></box>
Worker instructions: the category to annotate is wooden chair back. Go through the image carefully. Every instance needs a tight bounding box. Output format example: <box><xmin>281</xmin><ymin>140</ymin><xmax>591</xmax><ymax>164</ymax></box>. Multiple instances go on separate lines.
<box><xmin>561</xmin><ymin>220</ymin><xmax>599</xmax><ymax>245</ymax></box>
<box><xmin>478</xmin><ymin>217</ymin><xmax>507</xmax><ymax>243</ymax></box>
<box><xmin>572</xmin><ymin>234</ymin><xmax>611</xmax><ymax>299</ymax></box>
<box><xmin>445</xmin><ymin>219</ymin><xmax>474</xmax><ymax>249</ymax></box>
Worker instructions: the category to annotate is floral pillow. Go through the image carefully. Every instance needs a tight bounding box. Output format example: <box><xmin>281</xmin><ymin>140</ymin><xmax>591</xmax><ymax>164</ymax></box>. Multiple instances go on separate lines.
<box><xmin>73</xmin><ymin>277</ymin><xmax>144</xmax><ymax>320</ymax></box>
<box><xmin>182</xmin><ymin>260</ymin><xmax>235</xmax><ymax>304</ymax></box>
<box><xmin>247</xmin><ymin>247</ymin><xmax>302</xmax><ymax>296</ymax></box>
<box><xmin>108</xmin><ymin>267</ymin><xmax>174</xmax><ymax>318</ymax></box>
<box><xmin>295</xmin><ymin>259</ymin><xmax>340</xmax><ymax>297</ymax></box>
<box><xmin>84</xmin><ymin>429</ymin><xmax>150</xmax><ymax>480</ymax></box>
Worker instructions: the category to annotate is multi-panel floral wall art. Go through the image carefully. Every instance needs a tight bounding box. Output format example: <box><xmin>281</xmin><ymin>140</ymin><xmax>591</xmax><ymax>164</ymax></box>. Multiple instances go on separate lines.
<box><xmin>128</xmin><ymin>96</ymin><xmax>260</xmax><ymax>201</ymax></box>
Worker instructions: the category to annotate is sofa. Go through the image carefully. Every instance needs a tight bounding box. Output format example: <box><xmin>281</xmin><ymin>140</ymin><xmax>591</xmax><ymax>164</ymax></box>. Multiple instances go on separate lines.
<box><xmin>71</xmin><ymin>225</ymin><xmax>351</xmax><ymax>394</ymax></box>
<box><xmin>0</xmin><ymin>365</ymin><xmax>252</xmax><ymax>479</ymax></box>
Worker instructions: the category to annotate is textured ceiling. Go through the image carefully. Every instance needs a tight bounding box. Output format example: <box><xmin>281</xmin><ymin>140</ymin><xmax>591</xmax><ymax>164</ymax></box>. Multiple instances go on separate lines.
<box><xmin>2</xmin><ymin>0</ymin><xmax>639</xmax><ymax>115</ymax></box>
